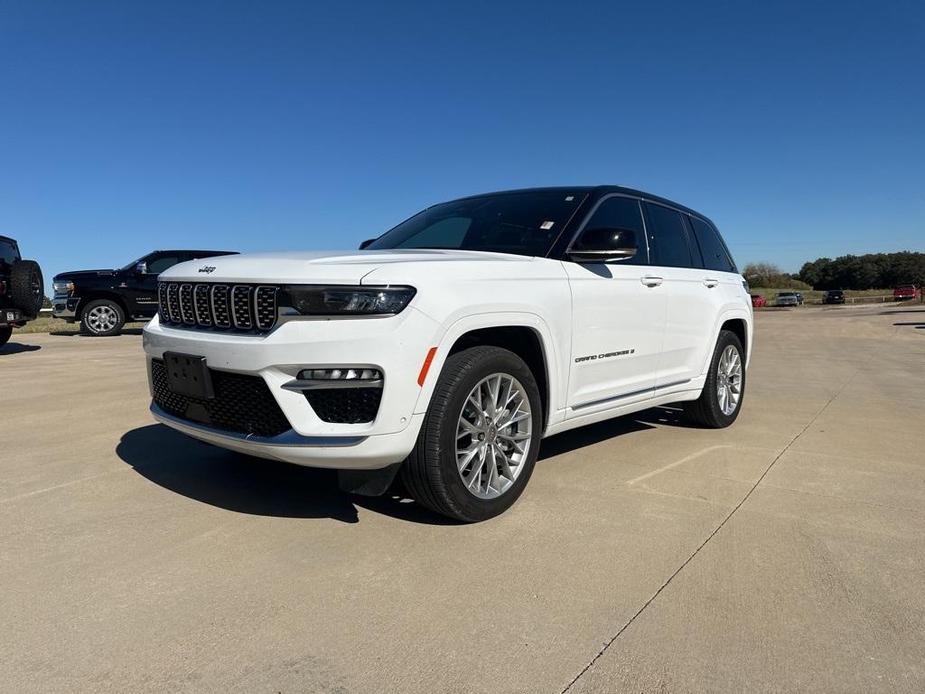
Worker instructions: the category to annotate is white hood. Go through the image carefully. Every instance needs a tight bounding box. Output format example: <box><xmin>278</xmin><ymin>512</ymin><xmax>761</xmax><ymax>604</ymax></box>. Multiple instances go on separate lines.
<box><xmin>159</xmin><ymin>249</ymin><xmax>532</xmax><ymax>285</ymax></box>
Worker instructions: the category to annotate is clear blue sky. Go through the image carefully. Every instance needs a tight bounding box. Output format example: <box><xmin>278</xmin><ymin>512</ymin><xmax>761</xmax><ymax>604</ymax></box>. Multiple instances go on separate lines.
<box><xmin>2</xmin><ymin>0</ymin><xmax>923</xmax><ymax>283</ymax></box>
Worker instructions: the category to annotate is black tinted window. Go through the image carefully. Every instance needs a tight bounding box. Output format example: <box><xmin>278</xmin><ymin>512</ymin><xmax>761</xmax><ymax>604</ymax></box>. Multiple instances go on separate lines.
<box><xmin>367</xmin><ymin>191</ymin><xmax>585</xmax><ymax>257</ymax></box>
<box><xmin>690</xmin><ymin>216</ymin><xmax>736</xmax><ymax>273</ymax></box>
<box><xmin>0</xmin><ymin>240</ymin><xmax>19</xmax><ymax>265</ymax></box>
<box><xmin>147</xmin><ymin>255</ymin><xmax>180</xmax><ymax>274</ymax></box>
<box><xmin>644</xmin><ymin>203</ymin><xmax>693</xmax><ymax>268</ymax></box>
<box><xmin>575</xmin><ymin>196</ymin><xmax>646</xmax><ymax>264</ymax></box>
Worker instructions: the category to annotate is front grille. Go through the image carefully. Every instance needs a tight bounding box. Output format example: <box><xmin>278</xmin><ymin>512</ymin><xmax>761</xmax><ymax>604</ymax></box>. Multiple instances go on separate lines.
<box><xmin>304</xmin><ymin>387</ymin><xmax>383</xmax><ymax>424</ymax></box>
<box><xmin>151</xmin><ymin>359</ymin><xmax>291</xmax><ymax>437</ymax></box>
<box><xmin>158</xmin><ymin>282</ymin><xmax>278</xmax><ymax>333</ymax></box>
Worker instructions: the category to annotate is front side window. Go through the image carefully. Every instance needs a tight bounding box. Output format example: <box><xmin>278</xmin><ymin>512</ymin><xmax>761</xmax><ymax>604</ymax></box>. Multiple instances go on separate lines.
<box><xmin>574</xmin><ymin>196</ymin><xmax>647</xmax><ymax>264</ymax></box>
<box><xmin>644</xmin><ymin>203</ymin><xmax>694</xmax><ymax>268</ymax></box>
<box><xmin>366</xmin><ymin>191</ymin><xmax>586</xmax><ymax>257</ymax></box>
<box><xmin>146</xmin><ymin>255</ymin><xmax>181</xmax><ymax>274</ymax></box>
<box><xmin>690</xmin><ymin>216</ymin><xmax>736</xmax><ymax>273</ymax></box>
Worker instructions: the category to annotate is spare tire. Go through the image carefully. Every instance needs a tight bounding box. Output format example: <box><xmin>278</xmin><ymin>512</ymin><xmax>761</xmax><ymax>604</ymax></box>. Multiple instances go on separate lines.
<box><xmin>10</xmin><ymin>259</ymin><xmax>44</xmax><ymax>317</ymax></box>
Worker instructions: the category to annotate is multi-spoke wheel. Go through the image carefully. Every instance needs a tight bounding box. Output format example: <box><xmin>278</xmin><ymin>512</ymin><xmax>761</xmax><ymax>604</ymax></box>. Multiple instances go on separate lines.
<box><xmin>686</xmin><ymin>329</ymin><xmax>746</xmax><ymax>428</ymax></box>
<box><xmin>80</xmin><ymin>299</ymin><xmax>126</xmax><ymax>337</ymax></box>
<box><xmin>455</xmin><ymin>373</ymin><xmax>533</xmax><ymax>499</ymax></box>
<box><xmin>401</xmin><ymin>345</ymin><xmax>542</xmax><ymax>522</ymax></box>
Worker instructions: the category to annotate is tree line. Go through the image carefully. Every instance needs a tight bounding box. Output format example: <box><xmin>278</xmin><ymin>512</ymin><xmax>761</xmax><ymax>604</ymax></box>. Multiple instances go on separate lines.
<box><xmin>744</xmin><ymin>252</ymin><xmax>924</xmax><ymax>290</ymax></box>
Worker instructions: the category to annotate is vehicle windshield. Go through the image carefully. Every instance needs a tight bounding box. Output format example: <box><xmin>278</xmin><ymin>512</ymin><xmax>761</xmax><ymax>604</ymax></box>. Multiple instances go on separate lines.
<box><xmin>366</xmin><ymin>190</ymin><xmax>587</xmax><ymax>257</ymax></box>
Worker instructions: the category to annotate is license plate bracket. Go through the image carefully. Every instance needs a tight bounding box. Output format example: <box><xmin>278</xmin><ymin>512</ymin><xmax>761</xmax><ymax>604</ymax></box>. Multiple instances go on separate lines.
<box><xmin>164</xmin><ymin>352</ymin><xmax>214</xmax><ymax>400</ymax></box>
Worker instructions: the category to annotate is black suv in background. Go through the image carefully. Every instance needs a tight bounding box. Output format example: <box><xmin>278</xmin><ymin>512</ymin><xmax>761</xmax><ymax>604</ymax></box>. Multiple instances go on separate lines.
<box><xmin>823</xmin><ymin>289</ymin><xmax>846</xmax><ymax>305</ymax></box>
<box><xmin>53</xmin><ymin>249</ymin><xmax>236</xmax><ymax>336</ymax></box>
<box><xmin>1</xmin><ymin>236</ymin><xmax>44</xmax><ymax>348</ymax></box>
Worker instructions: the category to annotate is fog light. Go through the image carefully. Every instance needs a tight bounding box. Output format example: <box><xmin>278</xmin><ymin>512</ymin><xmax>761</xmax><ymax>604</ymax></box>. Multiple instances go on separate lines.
<box><xmin>298</xmin><ymin>368</ymin><xmax>382</xmax><ymax>381</ymax></box>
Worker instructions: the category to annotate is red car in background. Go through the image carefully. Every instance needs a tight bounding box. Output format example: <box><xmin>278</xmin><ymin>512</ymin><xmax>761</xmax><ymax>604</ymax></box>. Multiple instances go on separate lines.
<box><xmin>751</xmin><ymin>294</ymin><xmax>767</xmax><ymax>308</ymax></box>
<box><xmin>893</xmin><ymin>285</ymin><xmax>921</xmax><ymax>301</ymax></box>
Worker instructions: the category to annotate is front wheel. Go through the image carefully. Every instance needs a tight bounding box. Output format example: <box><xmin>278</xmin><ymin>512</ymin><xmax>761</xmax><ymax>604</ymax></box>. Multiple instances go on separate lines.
<box><xmin>685</xmin><ymin>330</ymin><xmax>746</xmax><ymax>428</ymax></box>
<box><xmin>80</xmin><ymin>299</ymin><xmax>125</xmax><ymax>337</ymax></box>
<box><xmin>401</xmin><ymin>345</ymin><xmax>543</xmax><ymax>522</ymax></box>
<box><xmin>0</xmin><ymin>325</ymin><xmax>11</xmax><ymax>348</ymax></box>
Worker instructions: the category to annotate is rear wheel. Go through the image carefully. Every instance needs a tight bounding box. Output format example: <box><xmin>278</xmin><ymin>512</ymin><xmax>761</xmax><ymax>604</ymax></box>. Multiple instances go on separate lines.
<box><xmin>401</xmin><ymin>345</ymin><xmax>542</xmax><ymax>522</ymax></box>
<box><xmin>685</xmin><ymin>329</ymin><xmax>745</xmax><ymax>428</ymax></box>
<box><xmin>80</xmin><ymin>299</ymin><xmax>125</xmax><ymax>337</ymax></box>
<box><xmin>0</xmin><ymin>325</ymin><xmax>11</xmax><ymax>348</ymax></box>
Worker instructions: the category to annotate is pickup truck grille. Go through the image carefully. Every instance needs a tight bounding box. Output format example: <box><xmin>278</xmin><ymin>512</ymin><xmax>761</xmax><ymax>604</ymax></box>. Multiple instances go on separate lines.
<box><xmin>158</xmin><ymin>282</ymin><xmax>279</xmax><ymax>332</ymax></box>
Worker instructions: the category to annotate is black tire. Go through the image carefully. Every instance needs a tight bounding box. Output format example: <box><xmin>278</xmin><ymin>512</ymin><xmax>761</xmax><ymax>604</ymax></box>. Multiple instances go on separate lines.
<box><xmin>0</xmin><ymin>325</ymin><xmax>11</xmax><ymax>348</ymax></box>
<box><xmin>9</xmin><ymin>259</ymin><xmax>44</xmax><ymax>317</ymax></box>
<box><xmin>80</xmin><ymin>299</ymin><xmax>125</xmax><ymax>337</ymax></box>
<box><xmin>685</xmin><ymin>329</ymin><xmax>746</xmax><ymax>428</ymax></box>
<box><xmin>401</xmin><ymin>345</ymin><xmax>543</xmax><ymax>522</ymax></box>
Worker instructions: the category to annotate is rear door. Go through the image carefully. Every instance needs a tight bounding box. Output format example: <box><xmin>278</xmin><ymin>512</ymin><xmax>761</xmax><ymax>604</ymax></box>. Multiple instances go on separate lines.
<box><xmin>642</xmin><ymin>202</ymin><xmax>720</xmax><ymax>389</ymax></box>
<box><xmin>564</xmin><ymin>195</ymin><xmax>667</xmax><ymax>411</ymax></box>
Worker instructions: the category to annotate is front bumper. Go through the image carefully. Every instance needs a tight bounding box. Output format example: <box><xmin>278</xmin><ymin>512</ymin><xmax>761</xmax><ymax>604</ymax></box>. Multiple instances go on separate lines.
<box><xmin>52</xmin><ymin>297</ymin><xmax>79</xmax><ymax>319</ymax></box>
<box><xmin>142</xmin><ymin>308</ymin><xmax>441</xmax><ymax>469</ymax></box>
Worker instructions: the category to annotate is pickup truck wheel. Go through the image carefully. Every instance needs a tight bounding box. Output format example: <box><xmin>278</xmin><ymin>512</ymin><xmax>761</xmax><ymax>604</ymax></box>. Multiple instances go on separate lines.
<box><xmin>80</xmin><ymin>299</ymin><xmax>125</xmax><ymax>337</ymax></box>
<box><xmin>9</xmin><ymin>259</ymin><xmax>44</xmax><ymax>317</ymax></box>
<box><xmin>0</xmin><ymin>325</ymin><xmax>11</xmax><ymax>348</ymax></box>
<box><xmin>685</xmin><ymin>329</ymin><xmax>745</xmax><ymax>428</ymax></box>
<box><xmin>401</xmin><ymin>345</ymin><xmax>542</xmax><ymax>522</ymax></box>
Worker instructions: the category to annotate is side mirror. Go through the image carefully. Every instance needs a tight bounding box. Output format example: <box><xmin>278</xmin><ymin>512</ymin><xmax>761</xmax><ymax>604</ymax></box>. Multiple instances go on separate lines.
<box><xmin>358</xmin><ymin>239</ymin><xmax>376</xmax><ymax>250</ymax></box>
<box><xmin>135</xmin><ymin>261</ymin><xmax>148</xmax><ymax>275</ymax></box>
<box><xmin>567</xmin><ymin>227</ymin><xmax>638</xmax><ymax>263</ymax></box>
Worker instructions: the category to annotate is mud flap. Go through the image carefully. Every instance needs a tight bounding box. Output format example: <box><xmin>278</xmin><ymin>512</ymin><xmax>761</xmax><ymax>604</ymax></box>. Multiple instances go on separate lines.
<box><xmin>337</xmin><ymin>463</ymin><xmax>402</xmax><ymax>497</ymax></box>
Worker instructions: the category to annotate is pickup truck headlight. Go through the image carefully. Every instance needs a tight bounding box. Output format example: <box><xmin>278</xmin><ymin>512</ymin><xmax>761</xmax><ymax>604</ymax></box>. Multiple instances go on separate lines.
<box><xmin>280</xmin><ymin>285</ymin><xmax>416</xmax><ymax>316</ymax></box>
<box><xmin>53</xmin><ymin>280</ymin><xmax>75</xmax><ymax>295</ymax></box>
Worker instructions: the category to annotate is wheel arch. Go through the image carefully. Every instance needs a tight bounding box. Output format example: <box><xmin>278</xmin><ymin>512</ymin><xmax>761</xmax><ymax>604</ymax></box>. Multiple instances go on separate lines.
<box><xmin>76</xmin><ymin>292</ymin><xmax>129</xmax><ymax>320</ymax></box>
<box><xmin>414</xmin><ymin>312</ymin><xmax>562</xmax><ymax>431</ymax></box>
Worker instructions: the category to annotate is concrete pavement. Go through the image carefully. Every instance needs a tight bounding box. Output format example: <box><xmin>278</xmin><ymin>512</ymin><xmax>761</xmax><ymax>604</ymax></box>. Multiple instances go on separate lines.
<box><xmin>2</xmin><ymin>305</ymin><xmax>924</xmax><ymax>693</ymax></box>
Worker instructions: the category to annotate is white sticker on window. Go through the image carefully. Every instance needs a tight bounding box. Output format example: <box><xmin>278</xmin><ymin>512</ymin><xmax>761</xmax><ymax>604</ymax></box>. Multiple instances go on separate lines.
<box><xmin>540</xmin><ymin>221</ymin><xmax>555</xmax><ymax>230</ymax></box>
<box><xmin>565</xmin><ymin>196</ymin><xmax>574</xmax><ymax>201</ymax></box>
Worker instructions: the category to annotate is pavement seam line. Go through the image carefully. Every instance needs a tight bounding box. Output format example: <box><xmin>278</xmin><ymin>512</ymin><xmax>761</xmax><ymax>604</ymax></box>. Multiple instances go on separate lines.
<box><xmin>559</xmin><ymin>360</ymin><xmax>869</xmax><ymax>694</ymax></box>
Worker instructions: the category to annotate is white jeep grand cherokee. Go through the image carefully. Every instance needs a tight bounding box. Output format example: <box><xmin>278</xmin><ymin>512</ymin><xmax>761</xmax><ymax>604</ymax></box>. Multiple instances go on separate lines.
<box><xmin>143</xmin><ymin>186</ymin><xmax>752</xmax><ymax>521</ymax></box>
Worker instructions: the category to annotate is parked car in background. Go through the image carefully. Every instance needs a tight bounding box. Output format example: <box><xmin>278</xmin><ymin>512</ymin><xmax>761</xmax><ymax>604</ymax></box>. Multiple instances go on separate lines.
<box><xmin>751</xmin><ymin>294</ymin><xmax>767</xmax><ymax>308</ymax></box>
<box><xmin>893</xmin><ymin>285</ymin><xmax>920</xmax><ymax>301</ymax></box>
<box><xmin>53</xmin><ymin>249</ymin><xmax>237</xmax><ymax>336</ymax></box>
<box><xmin>144</xmin><ymin>185</ymin><xmax>753</xmax><ymax>522</ymax></box>
<box><xmin>823</xmin><ymin>289</ymin><xmax>846</xmax><ymax>305</ymax></box>
<box><xmin>776</xmin><ymin>291</ymin><xmax>800</xmax><ymax>307</ymax></box>
<box><xmin>0</xmin><ymin>235</ymin><xmax>44</xmax><ymax>348</ymax></box>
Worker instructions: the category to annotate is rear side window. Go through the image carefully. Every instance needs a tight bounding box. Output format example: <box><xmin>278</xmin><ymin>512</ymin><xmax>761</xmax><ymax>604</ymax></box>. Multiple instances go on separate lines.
<box><xmin>643</xmin><ymin>203</ymin><xmax>694</xmax><ymax>268</ymax></box>
<box><xmin>0</xmin><ymin>239</ymin><xmax>19</xmax><ymax>265</ymax></box>
<box><xmin>690</xmin><ymin>216</ymin><xmax>736</xmax><ymax>273</ymax></box>
<box><xmin>576</xmin><ymin>196</ymin><xmax>647</xmax><ymax>264</ymax></box>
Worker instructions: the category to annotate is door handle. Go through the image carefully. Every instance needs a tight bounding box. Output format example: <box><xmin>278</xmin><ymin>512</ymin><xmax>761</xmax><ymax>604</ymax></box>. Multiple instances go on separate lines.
<box><xmin>703</xmin><ymin>278</ymin><xmax>719</xmax><ymax>288</ymax></box>
<box><xmin>641</xmin><ymin>275</ymin><xmax>663</xmax><ymax>287</ymax></box>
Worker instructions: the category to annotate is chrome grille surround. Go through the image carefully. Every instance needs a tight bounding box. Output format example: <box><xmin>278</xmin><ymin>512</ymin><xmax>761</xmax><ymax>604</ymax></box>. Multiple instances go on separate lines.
<box><xmin>158</xmin><ymin>281</ymin><xmax>279</xmax><ymax>333</ymax></box>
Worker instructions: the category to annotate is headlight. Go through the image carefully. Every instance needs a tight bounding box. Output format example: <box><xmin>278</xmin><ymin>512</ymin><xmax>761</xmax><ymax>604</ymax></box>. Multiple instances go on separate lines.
<box><xmin>280</xmin><ymin>285</ymin><xmax>416</xmax><ymax>316</ymax></box>
<box><xmin>53</xmin><ymin>280</ymin><xmax>75</xmax><ymax>295</ymax></box>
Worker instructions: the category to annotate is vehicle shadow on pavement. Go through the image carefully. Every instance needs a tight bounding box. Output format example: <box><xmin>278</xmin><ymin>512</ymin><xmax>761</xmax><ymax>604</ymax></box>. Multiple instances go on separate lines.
<box><xmin>0</xmin><ymin>342</ymin><xmax>41</xmax><ymax>355</ymax></box>
<box><xmin>116</xmin><ymin>424</ymin><xmax>457</xmax><ymax>525</ymax></box>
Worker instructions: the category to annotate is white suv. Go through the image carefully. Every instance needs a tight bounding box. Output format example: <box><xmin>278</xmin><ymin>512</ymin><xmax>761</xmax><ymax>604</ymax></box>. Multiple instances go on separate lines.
<box><xmin>143</xmin><ymin>187</ymin><xmax>752</xmax><ymax>521</ymax></box>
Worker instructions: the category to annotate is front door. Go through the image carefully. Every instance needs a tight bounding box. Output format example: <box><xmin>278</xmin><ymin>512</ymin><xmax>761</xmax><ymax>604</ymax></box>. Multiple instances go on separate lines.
<box><xmin>564</xmin><ymin>196</ymin><xmax>667</xmax><ymax>412</ymax></box>
<box><xmin>123</xmin><ymin>252</ymin><xmax>182</xmax><ymax>318</ymax></box>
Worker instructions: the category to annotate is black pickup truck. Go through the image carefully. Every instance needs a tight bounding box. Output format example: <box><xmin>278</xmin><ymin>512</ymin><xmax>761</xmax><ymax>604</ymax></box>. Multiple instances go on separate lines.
<box><xmin>53</xmin><ymin>249</ymin><xmax>236</xmax><ymax>336</ymax></box>
<box><xmin>1</xmin><ymin>235</ymin><xmax>44</xmax><ymax>348</ymax></box>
